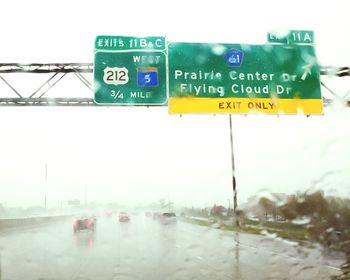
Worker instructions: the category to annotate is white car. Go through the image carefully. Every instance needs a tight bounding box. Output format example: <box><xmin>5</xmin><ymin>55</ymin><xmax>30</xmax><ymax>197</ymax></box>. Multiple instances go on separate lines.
<box><xmin>119</xmin><ymin>212</ymin><xmax>130</xmax><ymax>222</ymax></box>
<box><xmin>159</xmin><ymin>213</ymin><xmax>177</xmax><ymax>225</ymax></box>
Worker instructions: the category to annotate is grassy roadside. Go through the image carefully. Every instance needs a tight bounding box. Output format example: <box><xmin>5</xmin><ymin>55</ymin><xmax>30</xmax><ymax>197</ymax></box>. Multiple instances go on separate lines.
<box><xmin>183</xmin><ymin>217</ymin><xmax>309</xmax><ymax>242</ymax></box>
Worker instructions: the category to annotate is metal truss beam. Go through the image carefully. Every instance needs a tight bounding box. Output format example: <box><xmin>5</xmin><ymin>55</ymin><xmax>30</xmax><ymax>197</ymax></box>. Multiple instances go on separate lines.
<box><xmin>0</xmin><ymin>97</ymin><xmax>94</xmax><ymax>106</ymax></box>
<box><xmin>0</xmin><ymin>64</ymin><xmax>348</xmax><ymax>107</ymax></box>
<box><xmin>0</xmin><ymin>63</ymin><xmax>93</xmax><ymax>73</ymax></box>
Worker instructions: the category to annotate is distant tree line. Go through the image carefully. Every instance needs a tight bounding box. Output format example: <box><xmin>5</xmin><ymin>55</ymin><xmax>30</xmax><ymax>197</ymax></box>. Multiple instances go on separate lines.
<box><xmin>253</xmin><ymin>191</ymin><xmax>350</xmax><ymax>247</ymax></box>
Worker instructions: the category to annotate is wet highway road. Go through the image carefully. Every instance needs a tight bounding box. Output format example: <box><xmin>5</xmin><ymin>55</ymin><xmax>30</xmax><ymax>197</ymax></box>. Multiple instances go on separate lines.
<box><xmin>0</xmin><ymin>215</ymin><xmax>342</xmax><ymax>280</ymax></box>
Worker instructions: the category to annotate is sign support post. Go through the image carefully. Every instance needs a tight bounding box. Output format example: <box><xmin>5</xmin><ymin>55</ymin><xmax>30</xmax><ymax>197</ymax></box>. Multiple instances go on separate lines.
<box><xmin>229</xmin><ymin>114</ymin><xmax>239</xmax><ymax>227</ymax></box>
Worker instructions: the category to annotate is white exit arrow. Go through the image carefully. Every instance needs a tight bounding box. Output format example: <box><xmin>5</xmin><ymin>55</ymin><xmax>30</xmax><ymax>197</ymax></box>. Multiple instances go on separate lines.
<box><xmin>301</xmin><ymin>63</ymin><xmax>312</xmax><ymax>80</ymax></box>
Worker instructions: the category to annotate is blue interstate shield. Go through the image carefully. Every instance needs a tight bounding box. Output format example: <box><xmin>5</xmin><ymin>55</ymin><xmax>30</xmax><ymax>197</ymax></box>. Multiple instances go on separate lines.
<box><xmin>225</xmin><ymin>49</ymin><xmax>243</xmax><ymax>67</ymax></box>
<box><xmin>137</xmin><ymin>67</ymin><xmax>159</xmax><ymax>87</ymax></box>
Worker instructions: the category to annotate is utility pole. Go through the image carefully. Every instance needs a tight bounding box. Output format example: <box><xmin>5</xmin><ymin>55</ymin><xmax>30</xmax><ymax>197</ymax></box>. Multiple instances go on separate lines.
<box><xmin>44</xmin><ymin>164</ymin><xmax>48</xmax><ymax>209</ymax></box>
<box><xmin>84</xmin><ymin>186</ymin><xmax>87</xmax><ymax>206</ymax></box>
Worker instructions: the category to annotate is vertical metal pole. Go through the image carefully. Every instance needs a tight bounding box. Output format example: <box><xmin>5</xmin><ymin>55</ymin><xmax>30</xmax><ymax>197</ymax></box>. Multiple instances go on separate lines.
<box><xmin>229</xmin><ymin>115</ymin><xmax>239</xmax><ymax>226</ymax></box>
<box><xmin>84</xmin><ymin>186</ymin><xmax>87</xmax><ymax>206</ymax></box>
<box><xmin>44</xmin><ymin>164</ymin><xmax>47</xmax><ymax>209</ymax></box>
<box><xmin>0</xmin><ymin>252</ymin><xmax>2</xmax><ymax>280</ymax></box>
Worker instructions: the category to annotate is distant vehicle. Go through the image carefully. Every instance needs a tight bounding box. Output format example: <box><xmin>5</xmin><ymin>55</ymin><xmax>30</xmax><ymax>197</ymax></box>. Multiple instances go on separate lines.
<box><xmin>159</xmin><ymin>212</ymin><xmax>177</xmax><ymax>225</ymax></box>
<box><xmin>119</xmin><ymin>212</ymin><xmax>130</xmax><ymax>222</ymax></box>
<box><xmin>104</xmin><ymin>211</ymin><xmax>112</xmax><ymax>218</ymax></box>
<box><xmin>153</xmin><ymin>212</ymin><xmax>161</xmax><ymax>220</ymax></box>
<box><xmin>73</xmin><ymin>217</ymin><xmax>95</xmax><ymax>232</ymax></box>
<box><xmin>145</xmin><ymin>211</ymin><xmax>152</xmax><ymax>217</ymax></box>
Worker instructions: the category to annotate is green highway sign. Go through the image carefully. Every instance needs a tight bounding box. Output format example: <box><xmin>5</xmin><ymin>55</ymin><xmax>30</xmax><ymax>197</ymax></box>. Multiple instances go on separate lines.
<box><xmin>268</xmin><ymin>30</ymin><xmax>314</xmax><ymax>45</ymax></box>
<box><xmin>267</xmin><ymin>32</ymin><xmax>289</xmax><ymax>44</ymax></box>
<box><xmin>95</xmin><ymin>36</ymin><xmax>166</xmax><ymax>51</ymax></box>
<box><xmin>94</xmin><ymin>36</ymin><xmax>167</xmax><ymax>105</ymax></box>
<box><xmin>168</xmin><ymin>42</ymin><xmax>322</xmax><ymax>114</ymax></box>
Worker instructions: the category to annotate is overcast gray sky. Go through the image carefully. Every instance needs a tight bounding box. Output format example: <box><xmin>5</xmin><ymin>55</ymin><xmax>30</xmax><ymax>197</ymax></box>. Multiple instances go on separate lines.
<box><xmin>0</xmin><ymin>0</ymin><xmax>349</xmax><ymax>209</ymax></box>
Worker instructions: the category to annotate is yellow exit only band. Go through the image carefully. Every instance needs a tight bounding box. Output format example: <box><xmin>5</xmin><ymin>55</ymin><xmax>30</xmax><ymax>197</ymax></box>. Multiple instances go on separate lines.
<box><xmin>169</xmin><ymin>97</ymin><xmax>323</xmax><ymax>115</ymax></box>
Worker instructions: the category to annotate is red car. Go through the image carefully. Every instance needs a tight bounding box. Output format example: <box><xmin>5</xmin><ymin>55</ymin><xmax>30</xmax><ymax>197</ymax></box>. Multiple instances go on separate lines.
<box><xmin>73</xmin><ymin>217</ymin><xmax>95</xmax><ymax>232</ymax></box>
